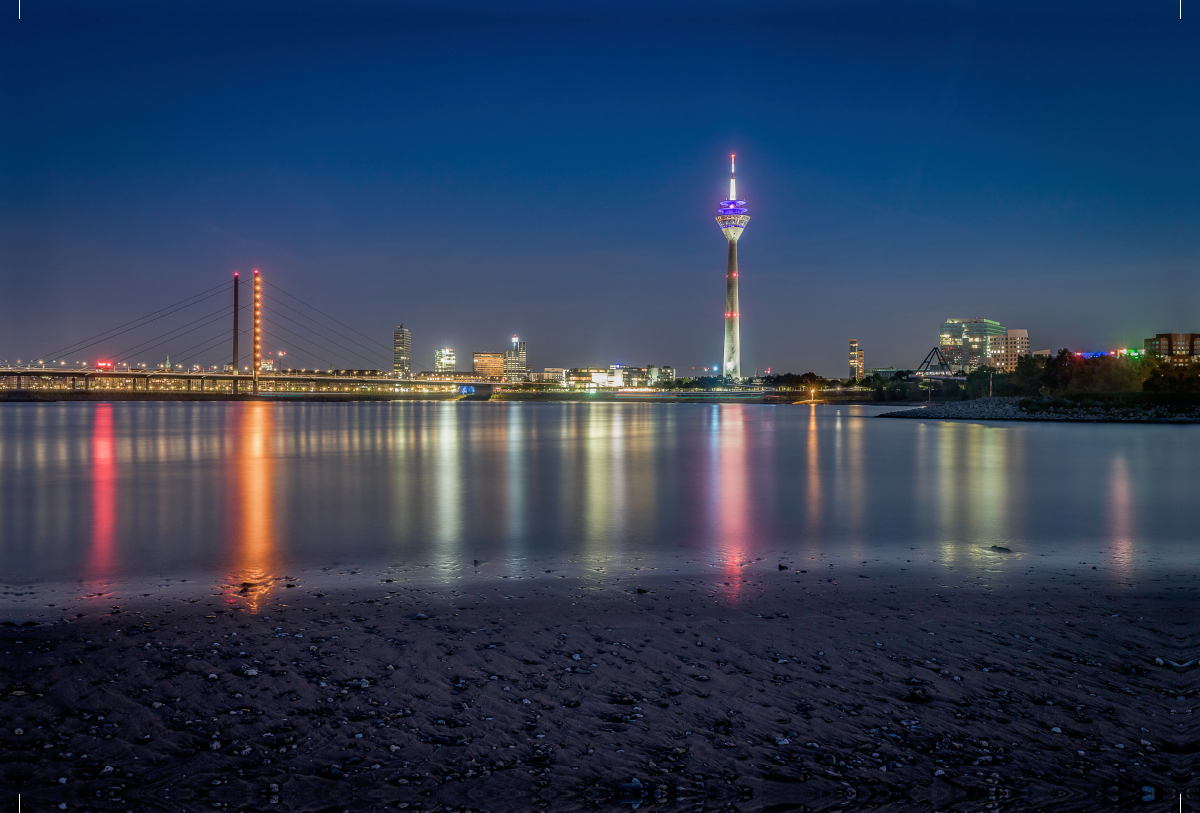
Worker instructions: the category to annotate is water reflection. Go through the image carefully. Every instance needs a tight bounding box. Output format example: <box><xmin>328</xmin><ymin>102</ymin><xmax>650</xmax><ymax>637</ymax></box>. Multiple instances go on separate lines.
<box><xmin>1</xmin><ymin>403</ymin><xmax>1197</xmax><ymax>589</ymax></box>
<box><xmin>434</xmin><ymin>402</ymin><xmax>463</xmax><ymax>552</ymax></box>
<box><xmin>89</xmin><ymin>404</ymin><xmax>116</xmax><ymax>579</ymax></box>
<box><xmin>226</xmin><ymin>402</ymin><xmax>277</xmax><ymax>610</ymax></box>
<box><xmin>1108</xmin><ymin>455</ymin><xmax>1134</xmax><ymax>575</ymax></box>
<box><xmin>708</xmin><ymin>405</ymin><xmax>752</xmax><ymax>599</ymax></box>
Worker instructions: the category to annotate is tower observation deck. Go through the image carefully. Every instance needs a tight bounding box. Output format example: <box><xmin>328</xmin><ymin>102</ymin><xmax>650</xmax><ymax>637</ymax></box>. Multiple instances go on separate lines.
<box><xmin>716</xmin><ymin>155</ymin><xmax>749</xmax><ymax>379</ymax></box>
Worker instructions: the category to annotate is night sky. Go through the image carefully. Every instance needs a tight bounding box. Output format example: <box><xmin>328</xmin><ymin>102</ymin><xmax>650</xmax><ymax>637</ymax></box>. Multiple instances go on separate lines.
<box><xmin>2</xmin><ymin>0</ymin><xmax>1197</xmax><ymax>376</ymax></box>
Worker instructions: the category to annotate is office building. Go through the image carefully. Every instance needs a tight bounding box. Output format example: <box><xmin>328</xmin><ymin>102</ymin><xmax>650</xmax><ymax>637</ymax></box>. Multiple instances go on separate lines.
<box><xmin>503</xmin><ymin>335</ymin><xmax>528</xmax><ymax>382</ymax></box>
<box><xmin>940</xmin><ymin>318</ymin><xmax>1007</xmax><ymax>372</ymax></box>
<box><xmin>566</xmin><ymin>368</ymin><xmax>608</xmax><ymax>389</ymax></box>
<box><xmin>716</xmin><ymin>155</ymin><xmax>749</xmax><ymax>379</ymax></box>
<box><xmin>987</xmin><ymin>329</ymin><xmax>1030</xmax><ymax>372</ymax></box>
<box><xmin>473</xmin><ymin>352</ymin><xmax>505</xmax><ymax>379</ymax></box>
<box><xmin>392</xmin><ymin>325</ymin><xmax>412</xmax><ymax>378</ymax></box>
<box><xmin>1145</xmin><ymin>333</ymin><xmax>1200</xmax><ymax>365</ymax></box>
<box><xmin>848</xmin><ymin>340</ymin><xmax>865</xmax><ymax>380</ymax></box>
<box><xmin>435</xmin><ymin>348</ymin><xmax>456</xmax><ymax>373</ymax></box>
<box><xmin>532</xmin><ymin>368</ymin><xmax>566</xmax><ymax>384</ymax></box>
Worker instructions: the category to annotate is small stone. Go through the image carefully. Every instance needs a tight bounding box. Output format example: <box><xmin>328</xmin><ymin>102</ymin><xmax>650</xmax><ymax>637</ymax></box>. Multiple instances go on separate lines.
<box><xmin>210</xmin><ymin>741</ymin><xmax>221</xmax><ymax>750</ymax></box>
<box><xmin>1051</xmin><ymin>727</ymin><xmax>1062</xmax><ymax>733</ymax></box>
<box><xmin>934</xmin><ymin>769</ymin><xmax>945</xmax><ymax>777</ymax></box>
<box><xmin>207</xmin><ymin>673</ymin><xmax>218</xmax><ymax>680</ymax></box>
<box><xmin>1140</xmin><ymin>739</ymin><xmax>1152</xmax><ymax>747</ymax></box>
<box><xmin>243</xmin><ymin>669</ymin><xmax>259</xmax><ymax>677</ymax></box>
<box><xmin>389</xmin><ymin>744</ymin><xmax>401</xmax><ymax>752</ymax></box>
<box><xmin>13</xmin><ymin>729</ymin><xmax>22</xmax><ymax>736</ymax></box>
<box><xmin>413</xmin><ymin>613</ymin><xmax>428</xmax><ymax>620</ymax></box>
<box><xmin>152</xmin><ymin>701</ymin><xmax>163</xmax><ymax>708</ymax></box>
<box><xmin>99</xmin><ymin>766</ymin><xmax>114</xmax><ymax>776</ymax></box>
<box><xmin>57</xmin><ymin>777</ymin><xmax>67</xmax><ymax>784</ymax></box>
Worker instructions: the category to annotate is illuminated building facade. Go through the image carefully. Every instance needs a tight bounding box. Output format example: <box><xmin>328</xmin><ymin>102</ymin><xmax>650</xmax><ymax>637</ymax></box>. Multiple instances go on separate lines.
<box><xmin>392</xmin><ymin>325</ymin><xmax>412</xmax><ymax>377</ymax></box>
<box><xmin>849</xmin><ymin>340</ymin><xmax>864</xmax><ymax>380</ymax></box>
<box><xmin>986</xmin><ymin>329</ymin><xmax>1030</xmax><ymax>372</ymax></box>
<box><xmin>716</xmin><ymin>155</ymin><xmax>749</xmax><ymax>380</ymax></box>
<box><xmin>533</xmin><ymin>368</ymin><xmax>566</xmax><ymax>384</ymax></box>
<box><xmin>473</xmin><ymin>352</ymin><xmax>505</xmax><ymax>379</ymax></box>
<box><xmin>435</xmin><ymin>348</ymin><xmax>456</xmax><ymax>373</ymax></box>
<box><xmin>940</xmin><ymin>318</ymin><xmax>1006</xmax><ymax>372</ymax></box>
<box><xmin>503</xmin><ymin>336</ymin><xmax>528</xmax><ymax>381</ymax></box>
<box><xmin>1144</xmin><ymin>333</ymin><xmax>1200</xmax><ymax>365</ymax></box>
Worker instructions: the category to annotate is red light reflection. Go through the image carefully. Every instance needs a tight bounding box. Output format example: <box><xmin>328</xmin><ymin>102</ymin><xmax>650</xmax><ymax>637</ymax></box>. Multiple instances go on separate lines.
<box><xmin>89</xmin><ymin>404</ymin><xmax>115</xmax><ymax>579</ymax></box>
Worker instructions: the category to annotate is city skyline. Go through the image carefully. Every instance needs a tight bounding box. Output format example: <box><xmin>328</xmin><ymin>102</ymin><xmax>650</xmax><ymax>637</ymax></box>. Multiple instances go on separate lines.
<box><xmin>2</xmin><ymin>2</ymin><xmax>1197</xmax><ymax>375</ymax></box>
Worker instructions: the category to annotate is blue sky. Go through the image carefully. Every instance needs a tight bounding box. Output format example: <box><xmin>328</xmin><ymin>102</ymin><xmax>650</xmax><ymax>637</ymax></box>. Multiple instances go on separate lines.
<box><xmin>2</xmin><ymin>0</ymin><xmax>1197</xmax><ymax>375</ymax></box>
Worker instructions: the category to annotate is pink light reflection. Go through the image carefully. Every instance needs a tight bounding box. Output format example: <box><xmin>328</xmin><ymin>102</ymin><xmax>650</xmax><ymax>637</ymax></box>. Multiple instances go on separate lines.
<box><xmin>88</xmin><ymin>404</ymin><xmax>116</xmax><ymax>580</ymax></box>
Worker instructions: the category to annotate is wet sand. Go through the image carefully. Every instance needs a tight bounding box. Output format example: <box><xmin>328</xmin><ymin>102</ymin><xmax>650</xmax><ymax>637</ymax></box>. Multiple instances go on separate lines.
<box><xmin>2</xmin><ymin>564</ymin><xmax>1197</xmax><ymax>812</ymax></box>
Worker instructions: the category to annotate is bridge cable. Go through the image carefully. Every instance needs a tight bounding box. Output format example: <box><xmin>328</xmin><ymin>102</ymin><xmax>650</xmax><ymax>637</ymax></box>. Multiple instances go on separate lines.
<box><xmin>38</xmin><ymin>282</ymin><xmax>230</xmax><ymax>362</ymax></box>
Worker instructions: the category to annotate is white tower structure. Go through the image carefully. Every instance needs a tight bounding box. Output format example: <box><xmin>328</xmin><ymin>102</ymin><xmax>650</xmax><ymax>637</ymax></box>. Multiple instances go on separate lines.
<box><xmin>716</xmin><ymin>155</ymin><xmax>749</xmax><ymax>380</ymax></box>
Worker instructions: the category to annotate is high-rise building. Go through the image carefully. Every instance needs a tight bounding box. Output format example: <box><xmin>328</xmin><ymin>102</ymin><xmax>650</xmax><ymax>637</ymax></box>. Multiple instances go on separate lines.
<box><xmin>940</xmin><ymin>318</ymin><xmax>1007</xmax><ymax>372</ymax></box>
<box><xmin>987</xmin><ymin>329</ymin><xmax>1030</xmax><ymax>372</ymax></box>
<box><xmin>473</xmin><ymin>352</ymin><xmax>505</xmax><ymax>379</ymax></box>
<box><xmin>849</xmin><ymin>340</ymin><xmax>865</xmax><ymax>380</ymax></box>
<box><xmin>716</xmin><ymin>155</ymin><xmax>749</xmax><ymax>380</ymax></box>
<box><xmin>1145</xmin><ymin>333</ymin><xmax>1200</xmax><ymax>365</ymax></box>
<box><xmin>503</xmin><ymin>335</ymin><xmax>528</xmax><ymax>381</ymax></box>
<box><xmin>392</xmin><ymin>325</ymin><xmax>412</xmax><ymax>377</ymax></box>
<box><xmin>435</xmin><ymin>348</ymin><xmax>456</xmax><ymax>373</ymax></box>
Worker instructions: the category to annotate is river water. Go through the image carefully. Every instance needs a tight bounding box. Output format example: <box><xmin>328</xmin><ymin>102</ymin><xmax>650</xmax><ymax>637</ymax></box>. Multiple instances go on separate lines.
<box><xmin>0</xmin><ymin>401</ymin><xmax>1196</xmax><ymax>596</ymax></box>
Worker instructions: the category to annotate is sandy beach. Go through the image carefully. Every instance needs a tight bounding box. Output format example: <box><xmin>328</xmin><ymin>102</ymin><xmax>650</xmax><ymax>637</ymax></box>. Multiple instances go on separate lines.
<box><xmin>2</xmin><ymin>563</ymin><xmax>1196</xmax><ymax>812</ymax></box>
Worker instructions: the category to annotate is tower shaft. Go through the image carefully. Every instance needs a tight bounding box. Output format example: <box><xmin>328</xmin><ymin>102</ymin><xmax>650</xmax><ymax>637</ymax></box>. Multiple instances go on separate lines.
<box><xmin>716</xmin><ymin>155</ymin><xmax>748</xmax><ymax>380</ymax></box>
<box><xmin>724</xmin><ymin>240</ymin><xmax>740</xmax><ymax>379</ymax></box>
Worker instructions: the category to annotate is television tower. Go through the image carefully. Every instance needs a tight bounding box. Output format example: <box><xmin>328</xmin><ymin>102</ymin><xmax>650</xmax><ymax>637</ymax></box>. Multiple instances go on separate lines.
<box><xmin>716</xmin><ymin>155</ymin><xmax>749</xmax><ymax>380</ymax></box>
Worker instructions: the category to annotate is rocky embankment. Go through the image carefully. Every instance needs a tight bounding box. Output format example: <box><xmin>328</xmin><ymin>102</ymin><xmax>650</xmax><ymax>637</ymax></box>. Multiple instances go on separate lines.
<box><xmin>881</xmin><ymin>397</ymin><xmax>1200</xmax><ymax>423</ymax></box>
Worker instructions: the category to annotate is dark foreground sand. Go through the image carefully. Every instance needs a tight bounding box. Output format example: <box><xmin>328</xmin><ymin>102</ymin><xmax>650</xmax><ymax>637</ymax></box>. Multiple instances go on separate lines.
<box><xmin>2</xmin><ymin>566</ymin><xmax>1197</xmax><ymax>812</ymax></box>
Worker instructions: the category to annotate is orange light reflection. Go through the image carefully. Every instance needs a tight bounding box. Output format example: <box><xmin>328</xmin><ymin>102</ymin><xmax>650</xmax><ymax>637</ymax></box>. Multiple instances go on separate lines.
<box><xmin>225</xmin><ymin>402</ymin><xmax>277</xmax><ymax>611</ymax></box>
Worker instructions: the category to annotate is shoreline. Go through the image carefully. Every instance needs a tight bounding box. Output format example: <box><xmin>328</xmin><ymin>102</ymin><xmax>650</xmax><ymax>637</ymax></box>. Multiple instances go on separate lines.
<box><xmin>881</xmin><ymin>397</ymin><xmax>1200</xmax><ymax>423</ymax></box>
<box><xmin>3</xmin><ymin>569</ymin><xmax>1195</xmax><ymax>811</ymax></box>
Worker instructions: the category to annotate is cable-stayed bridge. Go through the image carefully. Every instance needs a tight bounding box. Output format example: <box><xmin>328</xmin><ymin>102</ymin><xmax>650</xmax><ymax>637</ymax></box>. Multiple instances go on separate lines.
<box><xmin>0</xmin><ymin>273</ymin><xmax>491</xmax><ymax>401</ymax></box>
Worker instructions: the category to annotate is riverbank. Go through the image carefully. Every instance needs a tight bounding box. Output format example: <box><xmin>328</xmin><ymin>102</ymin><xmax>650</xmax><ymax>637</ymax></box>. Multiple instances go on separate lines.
<box><xmin>3</xmin><ymin>566</ymin><xmax>1194</xmax><ymax>812</ymax></box>
<box><xmin>881</xmin><ymin>396</ymin><xmax>1200</xmax><ymax>423</ymax></box>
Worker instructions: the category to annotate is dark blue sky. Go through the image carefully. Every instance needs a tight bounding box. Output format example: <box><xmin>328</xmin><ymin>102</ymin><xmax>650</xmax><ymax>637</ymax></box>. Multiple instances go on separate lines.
<box><xmin>2</xmin><ymin>0</ymin><xmax>1197</xmax><ymax>375</ymax></box>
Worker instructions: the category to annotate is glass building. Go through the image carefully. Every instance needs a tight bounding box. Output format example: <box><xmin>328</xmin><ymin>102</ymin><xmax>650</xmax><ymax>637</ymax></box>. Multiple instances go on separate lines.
<box><xmin>473</xmin><ymin>352</ymin><xmax>505</xmax><ymax>379</ymax></box>
<box><xmin>503</xmin><ymin>335</ymin><xmax>528</xmax><ymax>381</ymax></box>
<box><xmin>939</xmin><ymin>318</ymin><xmax>1006</xmax><ymax>372</ymax></box>
<box><xmin>848</xmin><ymin>339</ymin><xmax>864</xmax><ymax>380</ymax></box>
<box><xmin>392</xmin><ymin>325</ymin><xmax>412</xmax><ymax>378</ymax></box>
<box><xmin>435</xmin><ymin>348</ymin><xmax>456</xmax><ymax>373</ymax></box>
